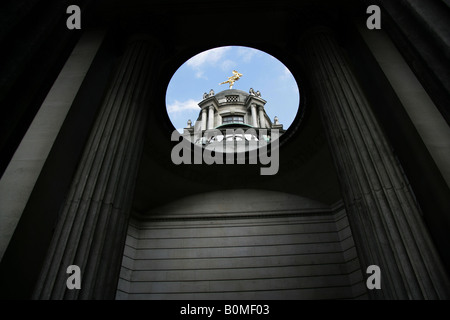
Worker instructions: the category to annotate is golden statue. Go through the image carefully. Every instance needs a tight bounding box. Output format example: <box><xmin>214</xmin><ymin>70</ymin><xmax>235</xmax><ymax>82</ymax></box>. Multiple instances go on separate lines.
<box><xmin>219</xmin><ymin>70</ymin><xmax>243</xmax><ymax>89</ymax></box>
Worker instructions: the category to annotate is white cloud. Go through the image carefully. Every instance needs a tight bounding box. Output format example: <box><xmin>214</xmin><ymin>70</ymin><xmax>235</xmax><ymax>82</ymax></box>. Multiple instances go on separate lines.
<box><xmin>194</xmin><ymin>70</ymin><xmax>206</xmax><ymax>79</ymax></box>
<box><xmin>280</xmin><ymin>67</ymin><xmax>299</xmax><ymax>93</ymax></box>
<box><xmin>237</xmin><ymin>47</ymin><xmax>258</xmax><ymax>63</ymax></box>
<box><xmin>167</xmin><ymin>99</ymin><xmax>199</xmax><ymax>114</ymax></box>
<box><xmin>221</xmin><ymin>59</ymin><xmax>236</xmax><ymax>71</ymax></box>
<box><xmin>184</xmin><ymin>47</ymin><xmax>260</xmax><ymax>79</ymax></box>
<box><xmin>186</xmin><ymin>47</ymin><xmax>232</xmax><ymax>78</ymax></box>
<box><xmin>279</xmin><ymin>66</ymin><xmax>293</xmax><ymax>81</ymax></box>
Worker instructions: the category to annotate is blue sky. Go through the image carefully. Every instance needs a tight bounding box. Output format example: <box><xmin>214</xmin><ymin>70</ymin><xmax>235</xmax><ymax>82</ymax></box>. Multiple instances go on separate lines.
<box><xmin>166</xmin><ymin>46</ymin><xmax>300</xmax><ymax>132</ymax></box>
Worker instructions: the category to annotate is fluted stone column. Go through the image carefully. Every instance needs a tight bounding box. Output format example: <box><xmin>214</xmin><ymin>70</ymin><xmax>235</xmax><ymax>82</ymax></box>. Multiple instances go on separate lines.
<box><xmin>298</xmin><ymin>28</ymin><xmax>450</xmax><ymax>299</ymax></box>
<box><xmin>201</xmin><ymin>108</ymin><xmax>207</xmax><ymax>131</ymax></box>
<box><xmin>258</xmin><ymin>106</ymin><xmax>265</xmax><ymax>128</ymax></box>
<box><xmin>32</xmin><ymin>36</ymin><xmax>160</xmax><ymax>300</ymax></box>
<box><xmin>251</xmin><ymin>104</ymin><xmax>258</xmax><ymax>127</ymax></box>
<box><xmin>217</xmin><ymin>114</ymin><xmax>222</xmax><ymax>126</ymax></box>
<box><xmin>208</xmin><ymin>105</ymin><xmax>215</xmax><ymax>129</ymax></box>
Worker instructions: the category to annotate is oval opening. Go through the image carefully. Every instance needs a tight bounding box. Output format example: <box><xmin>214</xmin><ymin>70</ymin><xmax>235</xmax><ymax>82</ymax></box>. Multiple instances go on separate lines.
<box><xmin>166</xmin><ymin>46</ymin><xmax>300</xmax><ymax>153</ymax></box>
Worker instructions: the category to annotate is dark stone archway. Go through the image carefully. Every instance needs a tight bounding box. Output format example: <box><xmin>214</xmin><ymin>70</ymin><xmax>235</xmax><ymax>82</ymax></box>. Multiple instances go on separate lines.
<box><xmin>0</xmin><ymin>0</ymin><xmax>449</xmax><ymax>299</ymax></box>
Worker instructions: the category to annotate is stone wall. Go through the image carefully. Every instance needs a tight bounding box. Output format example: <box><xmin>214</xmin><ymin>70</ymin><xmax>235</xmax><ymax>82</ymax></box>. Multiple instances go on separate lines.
<box><xmin>116</xmin><ymin>190</ymin><xmax>367</xmax><ymax>300</ymax></box>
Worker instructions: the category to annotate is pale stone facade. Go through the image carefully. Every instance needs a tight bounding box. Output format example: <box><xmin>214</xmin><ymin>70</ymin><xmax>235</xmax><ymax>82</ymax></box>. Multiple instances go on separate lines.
<box><xmin>183</xmin><ymin>88</ymin><xmax>284</xmax><ymax>144</ymax></box>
